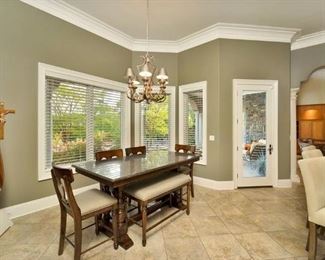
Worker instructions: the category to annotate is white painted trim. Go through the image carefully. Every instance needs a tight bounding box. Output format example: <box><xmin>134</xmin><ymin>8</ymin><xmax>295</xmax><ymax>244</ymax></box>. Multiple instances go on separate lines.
<box><xmin>38</xmin><ymin>63</ymin><xmax>131</xmax><ymax>181</ymax></box>
<box><xmin>3</xmin><ymin>183</ymin><xmax>99</xmax><ymax>220</ymax></box>
<box><xmin>233</xmin><ymin>79</ymin><xmax>278</xmax><ymax>188</ymax></box>
<box><xmin>134</xmin><ymin>86</ymin><xmax>176</xmax><ymax>151</ymax></box>
<box><xmin>0</xmin><ymin>210</ymin><xmax>13</xmax><ymax>236</ymax></box>
<box><xmin>193</xmin><ymin>176</ymin><xmax>234</xmax><ymax>190</ymax></box>
<box><xmin>291</xmin><ymin>30</ymin><xmax>325</xmax><ymax>50</ymax></box>
<box><xmin>290</xmin><ymin>88</ymin><xmax>300</xmax><ymax>183</ymax></box>
<box><xmin>179</xmin><ymin>81</ymin><xmax>207</xmax><ymax>165</ymax></box>
<box><xmin>275</xmin><ymin>179</ymin><xmax>292</xmax><ymax>188</ymax></box>
<box><xmin>19</xmin><ymin>0</ymin><xmax>300</xmax><ymax>52</ymax></box>
<box><xmin>176</xmin><ymin>23</ymin><xmax>299</xmax><ymax>52</ymax></box>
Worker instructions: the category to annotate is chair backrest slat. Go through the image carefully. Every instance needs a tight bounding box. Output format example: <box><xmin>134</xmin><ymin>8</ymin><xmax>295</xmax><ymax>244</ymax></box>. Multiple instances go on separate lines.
<box><xmin>175</xmin><ymin>144</ymin><xmax>196</xmax><ymax>154</ymax></box>
<box><xmin>125</xmin><ymin>146</ymin><xmax>146</xmax><ymax>156</ymax></box>
<box><xmin>95</xmin><ymin>149</ymin><xmax>123</xmax><ymax>161</ymax></box>
<box><xmin>51</xmin><ymin>166</ymin><xmax>80</xmax><ymax>216</ymax></box>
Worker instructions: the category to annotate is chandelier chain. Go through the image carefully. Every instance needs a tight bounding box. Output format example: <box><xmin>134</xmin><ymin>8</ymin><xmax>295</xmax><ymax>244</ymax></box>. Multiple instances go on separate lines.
<box><xmin>146</xmin><ymin>0</ymin><xmax>149</xmax><ymax>55</ymax></box>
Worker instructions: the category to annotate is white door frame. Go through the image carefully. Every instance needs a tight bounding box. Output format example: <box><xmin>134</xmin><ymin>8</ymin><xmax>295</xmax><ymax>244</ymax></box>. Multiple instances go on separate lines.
<box><xmin>233</xmin><ymin>79</ymin><xmax>278</xmax><ymax>188</ymax></box>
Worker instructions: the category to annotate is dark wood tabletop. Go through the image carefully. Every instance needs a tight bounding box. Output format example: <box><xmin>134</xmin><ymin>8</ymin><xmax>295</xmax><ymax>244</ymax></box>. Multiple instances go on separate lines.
<box><xmin>72</xmin><ymin>150</ymin><xmax>200</xmax><ymax>188</ymax></box>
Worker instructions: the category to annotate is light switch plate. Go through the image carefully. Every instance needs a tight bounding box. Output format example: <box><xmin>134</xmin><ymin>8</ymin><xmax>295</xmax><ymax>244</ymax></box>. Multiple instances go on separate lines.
<box><xmin>209</xmin><ymin>135</ymin><xmax>215</xmax><ymax>141</ymax></box>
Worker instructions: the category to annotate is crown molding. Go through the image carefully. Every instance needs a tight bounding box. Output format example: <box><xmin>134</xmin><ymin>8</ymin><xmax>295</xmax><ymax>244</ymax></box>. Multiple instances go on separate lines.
<box><xmin>175</xmin><ymin>23</ymin><xmax>299</xmax><ymax>52</ymax></box>
<box><xmin>291</xmin><ymin>30</ymin><xmax>325</xmax><ymax>51</ymax></box>
<box><xmin>21</xmin><ymin>0</ymin><xmax>302</xmax><ymax>53</ymax></box>
<box><xmin>132</xmin><ymin>39</ymin><xmax>179</xmax><ymax>53</ymax></box>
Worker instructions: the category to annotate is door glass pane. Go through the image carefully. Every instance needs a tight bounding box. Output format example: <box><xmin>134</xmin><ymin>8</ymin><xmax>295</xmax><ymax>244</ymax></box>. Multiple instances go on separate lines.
<box><xmin>242</xmin><ymin>91</ymin><xmax>267</xmax><ymax>177</ymax></box>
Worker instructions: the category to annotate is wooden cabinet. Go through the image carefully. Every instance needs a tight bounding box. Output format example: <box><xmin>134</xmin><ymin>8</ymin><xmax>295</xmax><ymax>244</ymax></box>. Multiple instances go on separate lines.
<box><xmin>297</xmin><ymin>104</ymin><xmax>325</xmax><ymax>140</ymax></box>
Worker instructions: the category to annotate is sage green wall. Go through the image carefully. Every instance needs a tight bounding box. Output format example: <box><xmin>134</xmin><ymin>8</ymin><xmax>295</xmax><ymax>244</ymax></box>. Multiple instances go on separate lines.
<box><xmin>219</xmin><ymin>40</ymin><xmax>291</xmax><ymax>180</ymax></box>
<box><xmin>178</xmin><ymin>41</ymin><xmax>220</xmax><ymax>180</ymax></box>
<box><xmin>291</xmin><ymin>43</ymin><xmax>325</xmax><ymax>89</ymax></box>
<box><xmin>179</xmin><ymin>39</ymin><xmax>291</xmax><ymax>181</ymax></box>
<box><xmin>0</xmin><ymin>1</ymin><xmax>131</xmax><ymax>207</ymax></box>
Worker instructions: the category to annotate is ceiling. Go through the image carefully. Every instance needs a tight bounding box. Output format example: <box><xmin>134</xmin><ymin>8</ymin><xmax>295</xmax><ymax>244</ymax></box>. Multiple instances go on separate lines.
<box><xmin>63</xmin><ymin>0</ymin><xmax>325</xmax><ymax>41</ymax></box>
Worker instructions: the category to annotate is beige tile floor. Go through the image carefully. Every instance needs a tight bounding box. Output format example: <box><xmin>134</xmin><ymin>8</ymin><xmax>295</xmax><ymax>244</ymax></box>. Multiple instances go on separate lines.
<box><xmin>1</xmin><ymin>183</ymin><xmax>325</xmax><ymax>260</ymax></box>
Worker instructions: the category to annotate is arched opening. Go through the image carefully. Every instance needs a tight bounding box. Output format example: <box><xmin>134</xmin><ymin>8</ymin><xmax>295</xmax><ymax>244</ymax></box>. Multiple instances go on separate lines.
<box><xmin>292</xmin><ymin>66</ymin><xmax>325</xmax><ymax>182</ymax></box>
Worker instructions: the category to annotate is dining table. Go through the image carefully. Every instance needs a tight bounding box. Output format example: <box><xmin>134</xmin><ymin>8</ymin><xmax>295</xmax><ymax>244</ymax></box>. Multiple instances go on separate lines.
<box><xmin>72</xmin><ymin>150</ymin><xmax>200</xmax><ymax>250</ymax></box>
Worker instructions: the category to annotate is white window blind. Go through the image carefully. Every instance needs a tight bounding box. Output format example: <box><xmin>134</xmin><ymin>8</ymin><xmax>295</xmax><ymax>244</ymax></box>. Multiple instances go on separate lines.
<box><xmin>183</xmin><ymin>90</ymin><xmax>203</xmax><ymax>155</ymax></box>
<box><xmin>45</xmin><ymin>76</ymin><xmax>124</xmax><ymax>170</ymax></box>
<box><xmin>179</xmin><ymin>82</ymin><xmax>207</xmax><ymax>165</ymax></box>
<box><xmin>134</xmin><ymin>87</ymin><xmax>175</xmax><ymax>151</ymax></box>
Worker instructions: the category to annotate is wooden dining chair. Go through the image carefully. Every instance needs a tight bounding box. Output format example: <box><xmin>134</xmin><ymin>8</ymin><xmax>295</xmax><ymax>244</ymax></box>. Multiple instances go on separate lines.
<box><xmin>125</xmin><ymin>146</ymin><xmax>146</xmax><ymax>156</ymax></box>
<box><xmin>175</xmin><ymin>144</ymin><xmax>196</xmax><ymax>197</ymax></box>
<box><xmin>95</xmin><ymin>149</ymin><xmax>123</xmax><ymax>161</ymax></box>
<box><xmin>95</xmin><ymin>149</ymin><xmax>124</xmax><ymax>193</ymax></box>
<box><xmin>51</xmin><ymin>165</ymin><xmax>118</xmax><ymax>260</ymax></box>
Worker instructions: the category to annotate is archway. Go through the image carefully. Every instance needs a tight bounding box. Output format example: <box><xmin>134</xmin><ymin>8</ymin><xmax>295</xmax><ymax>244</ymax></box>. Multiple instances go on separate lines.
<box><xmin>290</xmin><ymin>66</ymin><xmax>325</xmax><ymax>182</ymax></box>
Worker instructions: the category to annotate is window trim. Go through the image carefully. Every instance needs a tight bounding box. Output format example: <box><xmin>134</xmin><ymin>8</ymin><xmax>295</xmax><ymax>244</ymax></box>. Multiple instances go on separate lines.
<box><xmin>38</xmin><ymin>63</ymin><xmax>131</xmax><ymax>181</ymax></box>
<box><xmin>179</xmin><ymin>81</ymin><xmax>207</xmax><ymax>165</ymax></box>
<box><xmin>134</xmin><ymin>86</ymin><xmax>176</xmax><ymax>151</ymax></box>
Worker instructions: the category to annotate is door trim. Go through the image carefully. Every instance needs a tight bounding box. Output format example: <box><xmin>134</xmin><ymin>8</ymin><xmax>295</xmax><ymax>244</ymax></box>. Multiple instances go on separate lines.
<box><xmin>232</xmin><ymin>79</ymin><xmax>278</xmax><ymax>188</ymax></box>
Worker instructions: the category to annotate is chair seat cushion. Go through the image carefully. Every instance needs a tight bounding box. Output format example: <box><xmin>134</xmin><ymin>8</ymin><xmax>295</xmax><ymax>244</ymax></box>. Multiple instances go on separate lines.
<box><xmin>124</xmin><ymin>173</ymin><xmax>191</xmax><ymax>201</ymax></box>
<box><xmin>310</xmin><ymin>208</ymin><xmax>325</xmax><ymax>226</ymax></box>
<box><xmin>75</xmin><ymin>189</ymin><xmax>117</xmax><ymax>216</ymax></box>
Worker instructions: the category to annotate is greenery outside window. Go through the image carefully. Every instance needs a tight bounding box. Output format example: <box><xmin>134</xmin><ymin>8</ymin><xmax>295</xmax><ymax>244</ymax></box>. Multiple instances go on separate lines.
<box><xmin>38</xmin><ymin>63</ymin><xmax>130</xmax><ymax>180</ymax></box>
<box><xmin>134</xmin><ymin>86</ymin><xmax>176</xmax><ymax>151</ymax></box>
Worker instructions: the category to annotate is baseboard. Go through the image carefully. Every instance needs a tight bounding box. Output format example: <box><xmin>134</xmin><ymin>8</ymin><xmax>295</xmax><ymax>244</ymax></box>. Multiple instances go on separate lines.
<box><xmin>3</xmin><ymin>183</ymin><xmax>99</xmax><ymax>220</ymax></box>
<box><xmin>275</xmin><ymin>179</ymin><xmax>292</xmax><ymax>188</ymax></box>
<box><xmin>193</xmin><ymin>176</ymin><xmax>234</xmax><ymax>190</ymax></box>
<box><xmin>291</xmin><ymin>174</ymin><xmax>301</xmax><ymax>183</ymax></box>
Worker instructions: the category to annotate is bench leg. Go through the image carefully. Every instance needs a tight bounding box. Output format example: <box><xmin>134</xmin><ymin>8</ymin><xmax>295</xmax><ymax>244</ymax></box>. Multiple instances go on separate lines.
<box><xmin>141</xmin><ymin>203</ymin><xmax>147</xmax><ymax>247</ymax></box>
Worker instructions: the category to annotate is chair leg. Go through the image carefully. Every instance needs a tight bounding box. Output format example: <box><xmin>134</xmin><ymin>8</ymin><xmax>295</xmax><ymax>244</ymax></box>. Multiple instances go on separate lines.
<box><xmin>112</xmin><ymin>207</ymin><xmax>119</xmax><ymax>250</ymax></box>
<box><xmin>308</xmin><ymin>222</ymin><xmax>317</xmax><ymax>260</ymax></box>
<box><xmin>58</xmin><ymin>208</ymin><xmax>67</xmax><ymax>255</ymax></box>
<box><xmin>186</xmin><ymin>183</ymin><xmax>190</xmax><ymax>215</ymax></box>
<box><xmin>190</xmin><ymin>167</ymin><xmax>194</xmax><ymax>198</ymax></box>
<box><xmin>74</xmin><ymin>218</ymin><xmax>82</xmax><ymax>260</ymax></box>
<box><xmin>141</xmin><ymin>203</ymin><xmax>147</xmax><ymax>247</ymax></box>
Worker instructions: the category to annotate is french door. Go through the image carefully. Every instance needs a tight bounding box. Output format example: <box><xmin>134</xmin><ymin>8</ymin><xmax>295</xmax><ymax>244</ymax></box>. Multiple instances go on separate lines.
<box><xmin>233</xmin><ymin>79</ymin><xmax>278</xmax><ymax>187</ymax></box>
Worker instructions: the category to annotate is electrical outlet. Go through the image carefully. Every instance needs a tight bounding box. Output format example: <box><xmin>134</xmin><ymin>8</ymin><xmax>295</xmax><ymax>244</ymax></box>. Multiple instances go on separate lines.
<box><xmin>209</xmin><ymin>135</ymin><xmax>215</xmax><ymax>141</ymax></box>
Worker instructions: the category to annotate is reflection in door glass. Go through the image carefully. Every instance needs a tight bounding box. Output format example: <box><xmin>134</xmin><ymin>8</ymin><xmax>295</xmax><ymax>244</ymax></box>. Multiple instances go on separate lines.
<box><xmin>242</xmin><ymin>91</ymin><xmax>267</xmax><ymax>177</ymax></box>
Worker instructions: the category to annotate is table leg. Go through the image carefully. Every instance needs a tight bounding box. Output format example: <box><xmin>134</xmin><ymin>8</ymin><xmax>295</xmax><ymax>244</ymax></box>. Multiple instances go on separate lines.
<box><xmin>114</xmin><ymin>187</ymin><xmax>134</xmax><ymax>250</ymax></box>
<box><xmin>171</xmin><ymin>188</ymin><xmax>186</xmax><ymax>210</ymax></box>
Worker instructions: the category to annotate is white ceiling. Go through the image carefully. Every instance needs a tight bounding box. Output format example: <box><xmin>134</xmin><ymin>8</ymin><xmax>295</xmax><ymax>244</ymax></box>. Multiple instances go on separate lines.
<box><xmin>63</xmin><ymin>0</ymin><xmax>325</xmax><ymax>41</ymax></box>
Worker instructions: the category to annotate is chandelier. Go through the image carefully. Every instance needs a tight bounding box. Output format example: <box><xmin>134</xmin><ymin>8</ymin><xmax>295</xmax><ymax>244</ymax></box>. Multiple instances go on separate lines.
<box><xmin>125</xmin><ymin>0</ymin><xmax>168</xmax><ymax>103</ymax></box>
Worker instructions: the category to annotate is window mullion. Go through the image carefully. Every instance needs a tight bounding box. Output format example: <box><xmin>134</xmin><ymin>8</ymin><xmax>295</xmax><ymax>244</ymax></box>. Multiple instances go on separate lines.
<box><xmin>86</xmin><ymin>86</ymin><xmax>94</xmax><ymax>160</ymax></box>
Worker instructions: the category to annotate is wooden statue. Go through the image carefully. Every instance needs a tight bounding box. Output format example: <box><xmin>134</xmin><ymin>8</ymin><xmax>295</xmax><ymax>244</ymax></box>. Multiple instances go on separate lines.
<box><xmin>0</xmin><ymin>101</ymin><xmax>15</xmax><ymax>188</ymax></box>
<box><xmin>0</xmin><ymin>102</ymin><xmax>15</xmax><ymax>140</ymax></box>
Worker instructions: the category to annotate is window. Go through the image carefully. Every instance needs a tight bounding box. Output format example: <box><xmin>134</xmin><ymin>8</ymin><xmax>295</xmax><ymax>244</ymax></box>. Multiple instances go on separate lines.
<box><xmin>179</xmin><ymin>81</ymin><xmax>207</xmax><ymax>164</ymax></box>
<box><xmin>38</xmin><ymin>63</ymin><xmax>130</xmax><ymax>180</ymax></box>
<box><xmin>134</xmin><ymin>86</ymin><xmax>176</xmax><ymax>151</ymax></box>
